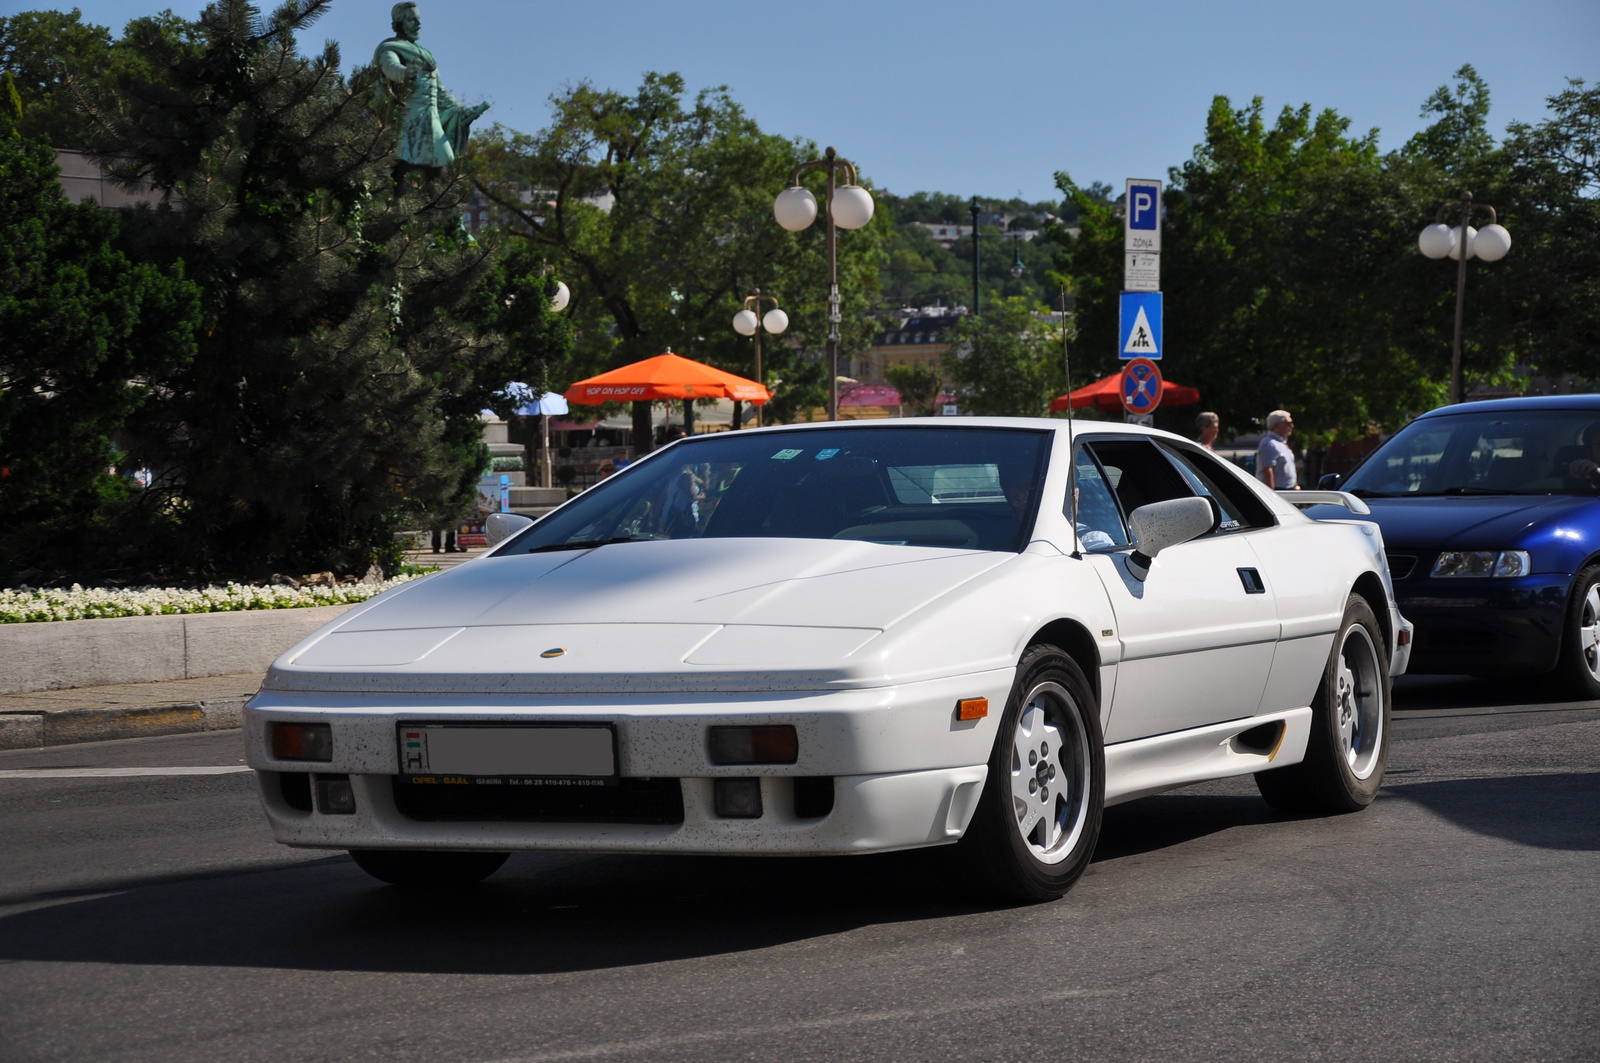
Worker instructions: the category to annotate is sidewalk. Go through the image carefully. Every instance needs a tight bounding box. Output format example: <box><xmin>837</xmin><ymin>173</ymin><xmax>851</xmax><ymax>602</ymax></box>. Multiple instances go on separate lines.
<box><xmin>0</xmin><ymin>672</ymin><xmax>263</xmax><ymax>750</ymax></box>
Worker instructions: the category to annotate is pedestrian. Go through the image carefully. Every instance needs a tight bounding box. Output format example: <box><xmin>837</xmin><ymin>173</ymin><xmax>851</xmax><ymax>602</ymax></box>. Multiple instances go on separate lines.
<box><xmin>430</xmin><ymin>522</ymin><xmax>461</xmax><ymax>553</ymax></box>
<box><xmin>1257</xmin><ymin>410</ymin><xmax>1298</xmax><ymax>490</ymax></box>
<box><xmin>1195</xmin><ymin>411</ymin><xmax>1220</xmax><ymax>451</ymax></box>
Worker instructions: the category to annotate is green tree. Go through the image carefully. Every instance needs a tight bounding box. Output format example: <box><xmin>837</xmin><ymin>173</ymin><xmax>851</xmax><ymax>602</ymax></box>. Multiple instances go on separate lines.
<box><xmin>945</xmin><ymin>297</ymin><xmax>1064</xmax><ymax>416</ymax></box>
<box><xmin>472</xmin><ymin>74</ymin><xmax>885</xmax><ymax>443</ymax></box>
<box><xmin>0</xmin><ymin>129</ymin><xmax>200</xmax><ymax>580</ymax></box>
<box><xmin>1054</xmin><ymin>90</ymin><xmax>1467</xmax><ymax>438</ymax></box>
<box><xmin>1485</xmin><ymin>79</ymin><xmax>1600</xmax><ymax>379</ymax></box>
<box><xmin>79</xmin><ymin>0</ymin><xmax>567</xmax><ymax>579</ymax></box>
<box><xmin>0</xmin><ymin>8</ymin><xmax>114</xmax><ymax>146</ymax></box>
<box><xmin>884</xmin><ymin>361</ymin><xmax>942</xmax><ymax>415</ymax></box>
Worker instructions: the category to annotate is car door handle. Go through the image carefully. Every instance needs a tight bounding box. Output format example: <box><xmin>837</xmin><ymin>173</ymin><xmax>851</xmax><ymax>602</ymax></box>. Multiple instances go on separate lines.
<box><xmin>1237</xmin><ymin>567</ymin><xmax>1266</xmax><ymax>594</ymax></box>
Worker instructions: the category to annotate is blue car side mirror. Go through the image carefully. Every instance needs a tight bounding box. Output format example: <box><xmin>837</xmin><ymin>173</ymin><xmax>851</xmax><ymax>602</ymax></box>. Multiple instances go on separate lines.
<box><xmin>1319</xmin><ymin>473</ymin><xmax>1343</xmax><ymax>489</ymax></box>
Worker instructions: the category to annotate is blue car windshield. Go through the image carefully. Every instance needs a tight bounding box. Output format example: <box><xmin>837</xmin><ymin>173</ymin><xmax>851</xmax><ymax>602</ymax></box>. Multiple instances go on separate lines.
<box><xmin>500</xmin><ymin>426</ymin><xmax>1051</xmax><ymax>553</ymax></box>
<box><xmin>1344</xmin><ymin>410</ymin><xmax>1600</xmax><ymax>496</ymax></box>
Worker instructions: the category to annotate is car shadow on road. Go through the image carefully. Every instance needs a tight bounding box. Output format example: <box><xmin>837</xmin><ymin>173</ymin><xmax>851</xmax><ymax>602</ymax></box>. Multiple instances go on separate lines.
<box><xmin>1393</xmin><ymin>673</ymin><xmax>1594</xmax><ymax>711</ymax></box>
<box><xmin>1094</xmin><ymin>792</ymin><xmax>1277</xmax><ymax>861</ymax></box>
<box><xmin>1383</xmin><ymin>770</ymin><xmax>1600</xmax><ymax>852</ymax></box>
<box><xmin>0</xmin><ymin>847</ymin><xmax>975</xmax><ymax>976</ymax></box>
<box><xmin>0</xmin><ymin>787</ymin><xmax>1293</xmax><ymax>976</ymax></box>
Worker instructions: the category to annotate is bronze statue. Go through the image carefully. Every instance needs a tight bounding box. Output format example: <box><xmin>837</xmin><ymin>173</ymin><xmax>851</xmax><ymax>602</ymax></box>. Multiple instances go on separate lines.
<box><xmin>374</xmin><ymin>3</ymin><xmax>489</xmax><ymax>170</ymax></box>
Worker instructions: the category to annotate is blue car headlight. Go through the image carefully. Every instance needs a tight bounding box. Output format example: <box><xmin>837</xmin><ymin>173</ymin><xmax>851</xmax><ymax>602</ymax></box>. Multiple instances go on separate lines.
<box><xmin>1431</xmin><ymin>550</ymin><xmax>1531</xmax><ymax>578</ymax></box>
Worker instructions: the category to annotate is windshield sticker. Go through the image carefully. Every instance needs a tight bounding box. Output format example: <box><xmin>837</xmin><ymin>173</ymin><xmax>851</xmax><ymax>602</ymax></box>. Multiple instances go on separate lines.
<box><xmin>771</xmin><ymin>448</ymin><xmax>804</xmax><ymax>461</ymax></box>
<box><xmin>815</xmin><ymin>448</ymin><xmax>840</xmax><ymax>461</ymax></box>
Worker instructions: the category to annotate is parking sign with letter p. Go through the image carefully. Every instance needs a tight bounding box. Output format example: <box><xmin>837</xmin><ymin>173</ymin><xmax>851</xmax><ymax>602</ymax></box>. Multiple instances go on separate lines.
<box><xmin>1124</xmin><ymin>179</ymin><xmax>1162</xmax><ymax>253</ymax></box>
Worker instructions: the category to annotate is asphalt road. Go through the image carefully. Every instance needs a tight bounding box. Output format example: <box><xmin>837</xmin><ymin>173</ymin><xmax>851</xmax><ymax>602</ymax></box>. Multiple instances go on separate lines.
<box><xmin>1</xmin><ymin>679</ymin><xmax>1596</xmax><ymax>1062</ymax></box>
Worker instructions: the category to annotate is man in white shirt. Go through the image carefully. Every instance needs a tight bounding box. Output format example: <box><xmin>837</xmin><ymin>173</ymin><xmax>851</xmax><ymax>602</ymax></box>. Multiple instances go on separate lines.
<box><xmin>1257</xmin><ymin>410</ymin><xmax>1298</xmax><ymax>490</ymax></box>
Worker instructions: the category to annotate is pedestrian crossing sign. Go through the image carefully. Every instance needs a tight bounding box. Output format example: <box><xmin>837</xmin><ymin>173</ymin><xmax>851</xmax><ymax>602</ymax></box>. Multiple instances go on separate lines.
<box><xmin>1119</xmin><ymin>291</ymin><xmax>1162</xmax><ymax>359</ymax></box>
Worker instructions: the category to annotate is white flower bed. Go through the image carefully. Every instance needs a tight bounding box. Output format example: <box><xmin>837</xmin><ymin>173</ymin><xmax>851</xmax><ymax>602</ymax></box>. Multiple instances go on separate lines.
<box><xmin>0</xmin><ymin>575</ymin><xmax>422</xmax><ymax>624</ymax></box>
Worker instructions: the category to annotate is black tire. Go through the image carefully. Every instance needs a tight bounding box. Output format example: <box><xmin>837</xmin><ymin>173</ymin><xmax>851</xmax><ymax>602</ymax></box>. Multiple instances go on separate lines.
<box><xmin>1256</xmin><ymin>596</ymin><xmax>1390</xmax><ymax>815</ymax></box>
<box><xmin>958</xmin><ymin>645</ymin><xmax>1104</xmax><ymax>903</ymax></box>
<box><xmin>349</xmin><ymin>849</ymin><xmax>509</xmax><ymax>888</ymax></box>
<box><xmin>1553</xmin><ymin>565</ymin><xmax>1600</xmax><ymax>700</ymax></box>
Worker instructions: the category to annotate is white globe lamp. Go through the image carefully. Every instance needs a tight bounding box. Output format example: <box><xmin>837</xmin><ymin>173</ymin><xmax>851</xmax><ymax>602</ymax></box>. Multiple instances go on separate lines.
<box><xmin>1418</xmin><ymin>223</ymin><xmax>1455</xmax><ymax>260</ymax></box>
<box><xmin>550</xmin><ymin>280</ymin><xmax>570</xmax><ymax>312</ymax></box>
<box><xmin>773</xmin><ymin>186</ymin><xmax>818</xmax><ymax>232</ymax></box>
<box><xmin>1447</xmin><ymin>225</ymin><xmax>1478</xmax><ymax>261</ymax></box>
<box><xmin>830</xmin><ymin>184</ymin><xmax>875</xmax><ymax>230</ymax></box>
<box><xmin>732</xmin><ymin>309</ymin><xmax>759</xmax><ymax>337</ymax></box>
<box><xmin>762</xmin><ymin>307</ymin><xmax>789</xmax><ymax>335</ymax></box>
<box><xmin>1474</xmin><ymin>223</ymin><xmax>1512</xmax><ymax>262</ymax></box>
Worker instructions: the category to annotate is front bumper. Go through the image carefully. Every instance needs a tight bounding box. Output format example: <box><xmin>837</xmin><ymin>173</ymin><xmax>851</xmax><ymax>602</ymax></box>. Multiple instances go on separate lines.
<box><xmin>1394</xmin><ymin>572</ymin><xmax>1569</xmax><ymax>675</ymax></box>
<box><xmin>244</xmin><ymin>672</ymin><xmax>1009</xmax><ymax>855</ymax></box>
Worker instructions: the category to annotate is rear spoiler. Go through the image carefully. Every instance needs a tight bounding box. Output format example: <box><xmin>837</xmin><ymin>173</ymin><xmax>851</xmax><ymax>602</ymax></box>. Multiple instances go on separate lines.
<box><xmin>1277</xmin><ymin>489</ymin><xmax>1371</xmax><ymax>515</ymax></box>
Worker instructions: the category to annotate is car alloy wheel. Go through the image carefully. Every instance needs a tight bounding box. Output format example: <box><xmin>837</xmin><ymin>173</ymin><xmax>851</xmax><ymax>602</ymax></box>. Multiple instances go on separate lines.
<box><xmin>1008</xmin><ymin>681</ymin><xmax>1092</xmax><ymax>864</ymax></box>
<box><xmin>1334</xmin><ymin>623</ymin><xmax>1384</xmax><ymax>781</ymax></box>
<box><xmin>1255</xmin><ymin>595</ymin><xmax>1390</xmax><ymax>815</ymax></box>
<box><xmin>960</xmin><ymin>646</ymin><xmax>1103</xmax><ymax>902</ymax></box>
<box><xmin>1579</xmin><ymin>584</ymin><xmax>1600</xmax><ymax>684</ymax></box>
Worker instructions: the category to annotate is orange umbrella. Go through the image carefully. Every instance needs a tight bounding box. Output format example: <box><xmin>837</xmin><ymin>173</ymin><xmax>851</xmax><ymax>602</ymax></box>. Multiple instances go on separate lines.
<box><xmin>564</xmin><ymin>352</ymin><xmax>770</xmax><ymax>405</ymax></box>
<box><xmin>1049</xmin><ymin>371</ymin><xmax>1200</xmax><ymax>412</ymax></box>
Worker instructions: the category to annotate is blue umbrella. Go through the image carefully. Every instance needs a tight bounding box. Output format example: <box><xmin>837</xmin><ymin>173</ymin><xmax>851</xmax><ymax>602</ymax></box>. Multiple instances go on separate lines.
<box><xmin>504</xmin><ymin>382</ymin><xmax>570</xmax><ymax>416</ymax></box>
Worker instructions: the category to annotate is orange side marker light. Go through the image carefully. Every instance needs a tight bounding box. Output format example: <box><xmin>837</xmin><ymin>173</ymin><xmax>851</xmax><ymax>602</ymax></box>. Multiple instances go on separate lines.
<box><xmin>957</xmin><ymin>698</ymin><xmax>989</xmax><ymax>721</ymax></box>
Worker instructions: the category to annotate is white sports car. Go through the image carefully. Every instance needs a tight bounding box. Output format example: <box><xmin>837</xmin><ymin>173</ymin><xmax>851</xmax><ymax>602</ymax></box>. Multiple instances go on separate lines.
<box><xmin>246</xmin><ymin>419</ymin><xmax>1412</xmax><ymax>901</ymax></box>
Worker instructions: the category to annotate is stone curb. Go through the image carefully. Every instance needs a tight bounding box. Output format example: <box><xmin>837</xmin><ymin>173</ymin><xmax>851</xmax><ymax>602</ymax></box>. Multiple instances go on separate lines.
<box><xmin>0</xmin><ymin>697</ymin><xmax>248</xmax><ymax>751</ymax></box>
<box><xmin>0</xmin><ymin>604</ymin><xmax>356</xmax><ymax>696</ymax></box>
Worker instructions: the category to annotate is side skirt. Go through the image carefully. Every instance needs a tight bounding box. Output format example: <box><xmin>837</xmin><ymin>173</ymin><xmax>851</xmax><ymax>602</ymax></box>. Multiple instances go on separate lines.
<box><xmin>1103</xmin><ymin>707</ymin><xmax>1312</xmax><ymax>807</ymax></box>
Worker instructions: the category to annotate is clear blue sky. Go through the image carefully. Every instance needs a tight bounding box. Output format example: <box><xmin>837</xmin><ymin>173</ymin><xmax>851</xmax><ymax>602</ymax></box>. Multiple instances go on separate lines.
<box><xmin>23</xmin><ymin>0</ymin><xmax>1600</xmax><ymax>203</ymax></box>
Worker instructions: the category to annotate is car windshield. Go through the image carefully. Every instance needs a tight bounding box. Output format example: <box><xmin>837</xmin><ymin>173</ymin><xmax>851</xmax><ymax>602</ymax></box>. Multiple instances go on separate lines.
<box><xmin>1343</xmin><ymin>409</ymin><xmax>1600</xmax><ymax>496</ymax></box>
<box><xmin>500</xmin><ymin>426</ymin><xmax>1051</xmax><ymax>554</ymax></box>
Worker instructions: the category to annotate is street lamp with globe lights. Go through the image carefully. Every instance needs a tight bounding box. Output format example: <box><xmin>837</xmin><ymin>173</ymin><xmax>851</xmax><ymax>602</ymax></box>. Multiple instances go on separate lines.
<box><xmin>1418</xmin><ymin>191</ymin><xmax>1511</xmax><ymax>404</ymax></box>
<box><xmin>732</xmin><ymin>289</ymin><xmax>788</xmax><ymax>428</ymax></box>
<box><xmin>774</xmin><ymin>146</ymin><xmax>873</xmax><ymax>420</ymax></box>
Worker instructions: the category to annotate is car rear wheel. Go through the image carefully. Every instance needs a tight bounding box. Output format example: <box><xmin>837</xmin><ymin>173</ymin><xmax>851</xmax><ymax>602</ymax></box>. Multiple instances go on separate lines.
<box><xmin>1256</xmin><ymin>596</ymin><xmax>1390</xmax><ymax>814</ymax></box>
<box><xmin>1554</xmin><ymin>566</ymin><xmax>1600</xmax><ymax>700</ymax></box>
<box><xmin>349</xmin><ymin>849</ymin><xmax>509</xmax><ymax>887</ymax></box>
<box><xmin>959</xmin><ymin>646</ymin><xmax>1104</xmax><ymax>903</ymax></box>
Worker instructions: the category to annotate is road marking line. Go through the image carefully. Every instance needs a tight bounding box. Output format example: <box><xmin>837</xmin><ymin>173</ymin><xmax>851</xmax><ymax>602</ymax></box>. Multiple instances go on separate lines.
<box><xmin>485</xmin><ymin>987</ymin><xmax>1125</xmax><ymax>1062</ymax></box>
<box><xmin>0</xmin><ymin>766</ymin><xmax>253</xmax><ymax>779</ymax></box>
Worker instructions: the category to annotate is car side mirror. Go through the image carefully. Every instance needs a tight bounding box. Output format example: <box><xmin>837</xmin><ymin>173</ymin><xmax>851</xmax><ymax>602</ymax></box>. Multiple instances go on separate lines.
<box><xmin>1125</xmin><ymin>496</ymin><xmax>1220</xmax><ymax>580</ymax></box>
<box><xmin>1319</xmin><ymin>473</ymin><xmax>1343</xmax><ymax>489</ymax></box>
<box><xmin>485</xmin><ymin>512</ymin><xmax>534</xmax><ymax>548</ymax></box>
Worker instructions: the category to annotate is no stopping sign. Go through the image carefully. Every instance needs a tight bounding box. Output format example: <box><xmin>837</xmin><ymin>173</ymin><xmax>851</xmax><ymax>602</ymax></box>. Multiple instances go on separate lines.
<box><xmin>1120</xmin><ymin>358</ymin><xmax>1163</xmax><ymax>415</ymax></box>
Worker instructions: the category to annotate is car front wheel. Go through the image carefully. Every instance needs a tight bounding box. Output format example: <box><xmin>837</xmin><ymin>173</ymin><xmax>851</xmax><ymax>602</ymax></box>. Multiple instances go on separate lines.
<box><xmin>960</xmin><ymin>646</ymin><xmax>1104</xmax><ymax>903</ymax></box>
<box><xmin>1256</xmin><ymin>595</ymin><xmax>1390</xmax><ymax>814</ymax></box>
<box><xmin>349</xmin><ymin>849</ymin><xmax>509</xmax><ymax>887</ymax></box>
<box><xmin>1554</xmin><ymin>566</ymin><xmax>1600</xmax><ymax>700</ymax></box>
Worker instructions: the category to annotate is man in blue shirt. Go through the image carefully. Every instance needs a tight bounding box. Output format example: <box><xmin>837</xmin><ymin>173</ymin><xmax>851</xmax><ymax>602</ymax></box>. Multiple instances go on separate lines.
<box><xmin>1257</xmin><ymin>410</ymin><xmax>1298</xmax><ymax>490</ymax></box>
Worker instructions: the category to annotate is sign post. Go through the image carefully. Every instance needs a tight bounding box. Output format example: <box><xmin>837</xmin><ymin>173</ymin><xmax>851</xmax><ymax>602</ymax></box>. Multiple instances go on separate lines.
<box><xmin>1122</xmin><ymin>179</ymin><xmax>1164</xmax><ymax>423</ymax></box>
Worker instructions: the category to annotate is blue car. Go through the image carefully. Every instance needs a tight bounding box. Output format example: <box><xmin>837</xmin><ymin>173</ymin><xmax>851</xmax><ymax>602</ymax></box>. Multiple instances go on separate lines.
<box><xmin>1325</xmin><ymin>395</ymin><xmax>1600</xmax><ymax>696</ymax></box>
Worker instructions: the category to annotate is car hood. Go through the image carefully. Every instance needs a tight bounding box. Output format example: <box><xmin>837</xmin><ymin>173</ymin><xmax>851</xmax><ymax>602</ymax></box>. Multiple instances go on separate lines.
<box><xmin>1364</xmin><ymin>494</ymin><xmax>1599</xmax><ymax>557</ymax></box>
<box><xmin>264</xmin><ymin>538</ymin><xmax>1013</xmax><ymax>694</ymax></box>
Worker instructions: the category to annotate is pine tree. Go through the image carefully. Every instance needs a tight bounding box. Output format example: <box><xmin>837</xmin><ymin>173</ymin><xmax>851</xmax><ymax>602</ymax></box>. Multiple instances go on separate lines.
<box><xmin>0</xmin><ymin>107</ymin><xmax>200</xmax><ymax>581</ymax></box>
<box><xmin>81</xmin><ymin>0</ymin><xmax>567</xmax><ymax>578</ymax></box>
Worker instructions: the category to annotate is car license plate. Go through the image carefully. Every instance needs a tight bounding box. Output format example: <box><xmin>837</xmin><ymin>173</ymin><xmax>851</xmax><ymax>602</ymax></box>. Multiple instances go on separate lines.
<box><xmin>397</xmin><ymin>723</ymin><xmax>617</xmax><ymax>786</ymax></box>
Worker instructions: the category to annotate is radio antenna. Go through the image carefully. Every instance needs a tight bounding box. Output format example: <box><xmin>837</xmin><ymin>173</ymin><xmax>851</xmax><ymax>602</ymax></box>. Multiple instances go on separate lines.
<box><xmin>1063</xmin><ymin>284</ymin><xmax>1080</xmax><ymax>559</ymax></box>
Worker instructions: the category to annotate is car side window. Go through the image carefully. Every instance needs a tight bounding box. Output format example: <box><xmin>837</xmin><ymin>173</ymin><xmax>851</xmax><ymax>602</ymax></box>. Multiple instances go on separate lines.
<box><xmin>1067</xmin><ymin>447</ymin><xmax>1130</xmax><ymax>551</ymax></box>
<box><xmin>1155</xmin><ymin>442</ymin><xmax>1275</xmax><ymax>531</ymax></box>
<box><xmin>1086</xmin><ymin>439</ymin><xmax>1194</xmax><ymax>517</ymax></box>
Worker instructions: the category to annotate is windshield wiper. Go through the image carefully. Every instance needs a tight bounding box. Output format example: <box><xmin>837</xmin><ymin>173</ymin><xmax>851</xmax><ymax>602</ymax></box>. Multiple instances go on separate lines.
<box><xmin>524</xmin><ymin>537</ymin><xmax>643</xmax><ymax>554</ymax></box>
<box><xmin>1347</xmin><ymin>489</ymin><xmax>1396</xmax><ymax>498</ymax></box>
<box><xmin>1440</xmin><ymin>486</ymin><xmax>1510</xmax><ymax>495</ymax></box>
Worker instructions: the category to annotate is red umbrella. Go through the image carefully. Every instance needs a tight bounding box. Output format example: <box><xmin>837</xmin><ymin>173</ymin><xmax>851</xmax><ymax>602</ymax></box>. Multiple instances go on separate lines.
<box><xmin>1049</xmin><ymin>372</ymin><xmax>1200</xmax><ymax>412</ymax></box>
<box><xmin>565</xmin><ymin>352</ymin><xmax>770</xmax><ymax>405</ymax></box>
